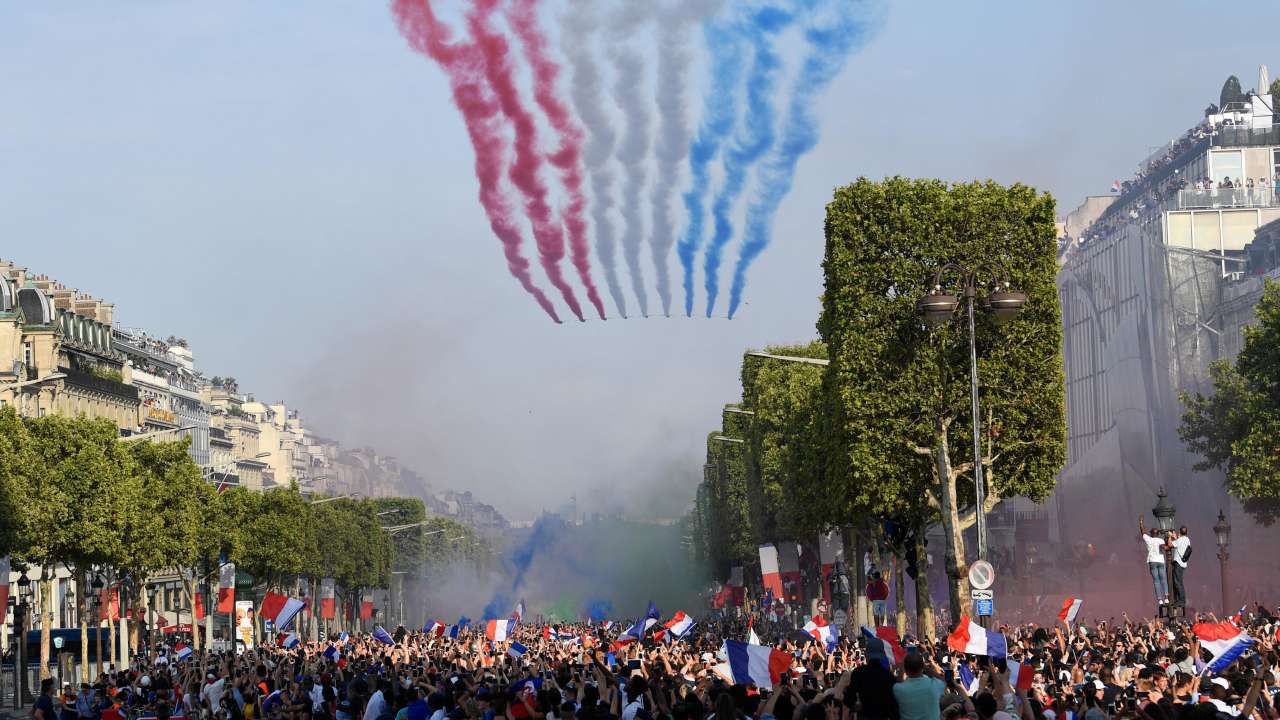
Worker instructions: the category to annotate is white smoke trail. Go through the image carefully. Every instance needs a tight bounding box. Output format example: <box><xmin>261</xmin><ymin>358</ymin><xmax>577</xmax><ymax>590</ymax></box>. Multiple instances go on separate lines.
<box><xmin>562</xmin><ymin>0</ymin><xmax>629</xmax><ymax>317</ymax></box>
<box><xmin>607</xmin><ymin>2</ymin><xmax>653</xmax><ymax>317</ymax></box>
<box><xmin>649</xmin><ymin>0</ymin><xmax>725</xmax><ymax>317</ymax></box>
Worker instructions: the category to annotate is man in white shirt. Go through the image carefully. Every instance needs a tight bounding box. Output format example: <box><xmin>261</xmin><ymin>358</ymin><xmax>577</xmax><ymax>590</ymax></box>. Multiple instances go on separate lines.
<box><xmin>1138</xmin><ymin>516</ymin><xmax>1169</xmax><ymax>605</ymax></box>
<box><xmin>1170</xmin><ymin>526</ymin><xmax>1191</xmax><ymax>607</ymax></box>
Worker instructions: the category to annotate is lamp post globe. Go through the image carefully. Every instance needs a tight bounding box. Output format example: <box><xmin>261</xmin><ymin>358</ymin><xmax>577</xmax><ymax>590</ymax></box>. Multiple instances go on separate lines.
<box><xmin>917</xmin><ymin>292</ymin><xmax>960</xmax><ymax>328</ymax></box>
<box><xmin>1152</xmin><ymin>487</ymin><xmax>1176</xmax><ymax>532</ymax></box>
<box><xmin>984</xmin><ymin>290</ymin><xmax>1028</xmax><ymax>325</ymax></box>
<box><xmin>1213</xmin><ymin>509</ymin><xmax>1231</xmax><ymax>550</ymax></box>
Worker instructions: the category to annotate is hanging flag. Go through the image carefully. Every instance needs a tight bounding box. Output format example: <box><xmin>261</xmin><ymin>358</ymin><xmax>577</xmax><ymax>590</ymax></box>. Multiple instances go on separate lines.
<box><xmin>759</xmin><ymin>545</ymin><xmax>783</xmax><ymax>599</ymax></box>
<box><xmin>260</xmin><ymin>592</ymin><xmax>306</xmax><ymax>632</ymax></box>
<box><xmin>194</xmin><ymin>590</ymin><xmax>206</xmax><ymax>621</ymax></box>
<box><xmin>723</xmin><ymin>639</ymin><xmax>792</xmax><ymax>689</ymax></box>
<box><xmin>1194</xmin><ymin>622</ymin><xmax>1255</xmax><ymax>674</ymax></box>
<box><xmin>663</xmin><ymin>611</ymin><xmax>696</xmax><ymax>641</ymax></box>
<box><xmin>485</xmin><ymin>619</ymin><xmax>515</xmax><ymax>641</ymax></box>
<box><xmin>217</xmin><ymin>563</ymin><xmax>236</xmax><ymax>613</ymax></box>
<box><xmin>947</xmin><ymin>616</ymin><xmax>1007</xmax><ymax>658</ymax></box>
<box><xmin>511</xmin><ymin>599</ymin><xmax>525</xmax><ymax>622</ymax></box>
<box><xmin>1007</xmin><ymin>660</ymin><xmax>1035</xmax><ymax>691</ymax></box>
<box><xmin>507</xmin><ymin>641</ymin><xmax>529</xmax><ymax>659</ymax></box>
<box><xmin>322</xmin><ymin>644</ymin><xmax>340</xmax><ymax>661</ymax></box>
<box><xmin>0</xmin><ymin>557</ymin><xmax>9</xmax><ymax>611</ymax></box>
<box><xmin>175</xmin><ymin>644</ymin><xmax>193</xmax><ymax>661</ymax></box>
<box><xmin>319</xmin><ymin>578</ymin><xmax>335</xmax><ymax>620</ymax></box>
<box><xmin>778</xmin><ymin>543</ymin><xmax>802</xmax><ymax>603</ymax></box>
<box><xmin>1058</xmin><ymin>598</ymin><xmax>1083</xmax><ymax>624</ymax></box>
<box><xmin>360</xmin><ymin>592</ymin><xmax>374</xmax><ymax>620</ymax></box>
<box><xmin>372</xmin><ymin>625</ymin><xmax>395</xmax><ymax>645</ymax></box>
<box><xmin>278</xmin><ymin>632</ymin><xmax>300</xmax><ymax>649</ymax></box>
<box><xmin>747</xmin><ymin>617</ymin><xmax>761</xmax><ymax>646</ymax></box>
<box><xmin>100</xmin><ymin>586</ymin><xmax>121</xmax><ymax>621</ymax></box>
<box><xmin>423</xmin><ymin>620</ymin><xmax>445</xmax><ymax>637</ymax></box>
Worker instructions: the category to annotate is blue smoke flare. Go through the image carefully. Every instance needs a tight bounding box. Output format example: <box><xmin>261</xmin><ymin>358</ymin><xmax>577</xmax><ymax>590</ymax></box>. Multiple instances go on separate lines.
<box><xmin>481</xmin><ymin>516</ymin><xmax>561</xmax><ymax>619</ymax></box>
<box><xmin>701</xmin><ymin>2</ymin><xmax>797</xmax><ymax>318</ymax></box>
<box><xmin>676</xmin><ymin>20</ymin><xmax>743</xmax><ymax>317</ymax></box>
<box><xmin>726</xmin><ymin>0</ymin><xmax>883</xmax><ymax>318</ymax></box>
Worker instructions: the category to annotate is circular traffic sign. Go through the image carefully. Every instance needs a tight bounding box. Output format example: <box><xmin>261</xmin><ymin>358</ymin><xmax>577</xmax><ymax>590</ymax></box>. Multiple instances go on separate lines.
<box><xmin>833</xmin><ymin>609</ymin><xmax>848</xmax><ymax>627</ymax></box>
<box><xmin>968</xmin><ymin>560</ymin><xmax>995</xmax><ymax>590</ymax></box>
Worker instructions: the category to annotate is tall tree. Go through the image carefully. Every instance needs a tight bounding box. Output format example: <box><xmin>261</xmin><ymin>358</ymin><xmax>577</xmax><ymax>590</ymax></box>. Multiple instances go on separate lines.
<box><xmin>1180</xmin><ymin>280</ymin><xmax>1280</xmax><ymax>524</ymax></box>
<box><xmin>1221</xmin><ymin>75</ymin><xmax>1246</xmax><ymax>108</ymax></box>
<box><xmin>820</xmin><ymin>178</ymin><xmax>1066</xmax><ymax>623</ymax></box>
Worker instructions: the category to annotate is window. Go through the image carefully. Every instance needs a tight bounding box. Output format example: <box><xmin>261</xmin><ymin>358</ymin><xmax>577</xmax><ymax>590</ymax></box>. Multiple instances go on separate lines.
<box><xmin>1211</xmin><ymin>150</ymin><xmax>1245</xmax><ymax>185</ymax></box>
<box><xmin>23</xmin><ymin>341</ymin><xmax>32</xmax><ymax>368</ymax></box>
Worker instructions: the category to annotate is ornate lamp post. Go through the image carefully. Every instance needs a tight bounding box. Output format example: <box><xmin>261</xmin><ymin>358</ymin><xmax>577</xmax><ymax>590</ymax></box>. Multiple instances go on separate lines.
<box><xmin>91</xmin><ymin>574</ymin><xmax>104</xmax><ymax>679</ymax></box>
<box><xmin>1213</xmin><ymin>509</ymin><xmax>1232</xmax><ymax>615</ymax></box>
<box><xmin>14</xmin><ymin>573</ymin><xmax>31</xmax><ymax>706</ymax></box>
<box><xmin>1151</xmin><ymin>488</ymin><xmax>1178</xmax><ymax>616</ymax></box>
<box><xmin>917</xmin><ymin>263</ymin><xmax>1027</xmax><ymax>563</ymax></box>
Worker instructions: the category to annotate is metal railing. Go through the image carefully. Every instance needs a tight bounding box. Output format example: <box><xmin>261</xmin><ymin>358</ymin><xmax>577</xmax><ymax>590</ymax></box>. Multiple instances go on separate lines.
<box><xmin>1176</xmin><ymin>187</ymin><xmax>1278</xmax><ymax>210</ymax></box>
<box><xmin>1211</xmin><ymin>124</ymin><xmax>1280</xmax><ymax>148</ymax></box>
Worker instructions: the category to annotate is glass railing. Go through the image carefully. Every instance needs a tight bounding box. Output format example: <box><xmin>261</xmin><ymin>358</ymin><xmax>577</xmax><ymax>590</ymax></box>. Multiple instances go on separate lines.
<box><xmin>1176</xmin><ymin>187</ymin><xmax>1278</xmax><ymax>209</ymax></box>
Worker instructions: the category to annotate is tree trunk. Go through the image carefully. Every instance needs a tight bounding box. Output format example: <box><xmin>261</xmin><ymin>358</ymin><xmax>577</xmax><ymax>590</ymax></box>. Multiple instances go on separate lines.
<box><xmin>39</xmin><ymin>567</ymin><xmax>52</xmax><ymax>681</ymax></box>
<box><xmin>935</xmin><ymin>422</ymin><xmax>970</xmax><ymax>624</ymax></box>
<box><xmin>182</xmin><ymin>576</ymin><xmax>201</xmax><ymax>652</ymax></box>
<box><xmin>79</xmin><ymin>569</ymin><xmax>89</xmax><ymax>685</ymax></box>
<box><xmin>893</xmin><ymin>552</ymin><xmax>907</xmax><ymax>637</ymax></box>
<box><xmin>914</xmin><ymin>528</ymin><xmax>935</xmax><ymax>642</ymax></box>
<box><xmin>108</xmin><ymin>601</ymin><xmax>117</xmax><ymax>672</ymax></box>
<box><xmin>845</xmin><ymin>526</ymin><xmax>868</xmax><ymax>627</ymax></box>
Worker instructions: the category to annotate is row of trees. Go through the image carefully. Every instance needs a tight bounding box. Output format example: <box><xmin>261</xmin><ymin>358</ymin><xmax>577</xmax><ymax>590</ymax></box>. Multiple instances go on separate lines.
<box><xmin>0</xmin><ymin>407</ymin><xmax>488</xmax><ymax>676</ymax></box>
<box><xmin>689</xmin><ymin>179</ymin><xmax>1067</xmax><ymax>632</ymax></box>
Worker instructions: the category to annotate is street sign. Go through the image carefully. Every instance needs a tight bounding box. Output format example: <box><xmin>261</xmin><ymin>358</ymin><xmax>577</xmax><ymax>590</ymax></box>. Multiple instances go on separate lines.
<box><xmin>53</xmin><ymin>636</ymin><xmax>64</xmax><ymax>650</ymax></box>
<box><xmin>833</xmin><ymin>609</ymin><xmax>848</xmax><ymax>627</ymax></box>
<box><xmin>975</xmin><ymin>598</ymin><xmax>994</xmax><ymax>617</ymax></box>
<box><xmin>968</xmin><ymin>560</ymin><xmax>995</xmax><ymax>590</ymax></box>
<box><xmin>970</xmin><ymin>589</ymin><xmax>993</xmax><ymax>600</ymax></box>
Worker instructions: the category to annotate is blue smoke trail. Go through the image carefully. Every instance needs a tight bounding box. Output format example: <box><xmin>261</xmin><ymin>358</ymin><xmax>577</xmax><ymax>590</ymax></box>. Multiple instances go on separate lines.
<box><xmin>585</xmin><ymin>598</ymin><xmax>614</xmax><ymax>622</ymax></box>
<box><xmin>676</xmin><ymin>20</ymin><xmax>744</xmax><ymax>317</ymax></box>
<box><xmin>726</xmin><ymin>0</ymin><xmax>884</xmax><ymax>318</ymax></box>
<box><xmin>701</xmin><ymin>2</ymin><xmax>799</xmax><ymax>318</ymax></box>
<box><xmin>482</xmin><ymin>516</ymin><xmax>561</xmax><ymax>619</ymax></box>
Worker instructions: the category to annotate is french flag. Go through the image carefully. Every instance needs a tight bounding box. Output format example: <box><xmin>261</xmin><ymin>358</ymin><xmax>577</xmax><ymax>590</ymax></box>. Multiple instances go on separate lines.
<box><xmin>319</xmin><ymin>578</ymin><xmax>336</xmax><ymax>620</ymax></box>
<box><xmin>279</xmin><ymin>633</ymin><xmax>300</xmax><ymax>649</ymax></box>
<box><xmin>260</xmin><ymin>593</ymin><xmax>306</xmax><ymax>632</ymax></box>
<box><xmin>723</xmin><ymin>640</ymin><xmax>792</xmax><ymax>689</ymax></box>
<box><xmin>511</xmin><ymin>600</ymin><xmax>525</xmax><ymax>622</ymax></box>
<box><xmin>322</xmin><ymin>644</ymin><xmax>340</xmax><ymax>661</ymax></box>
<box><xmin>1194</xmin><ymin>622</ymin><xmax>1255</xmax><ymax>674</ymax></box>
<box><xmin>663</xmin><ymin>612</ymin><xmax>696</xmax><ymax>641</ymax></box>
<box><xmin>802</xmin><ymin>616</ymin><xmax>837</xmax><ymax>651</ymax></box>
<box><xmin>1058</xmin><ymin>598</ymin><xmax>1083</xmax><ymax>624</ymax></box>
<box><xmin>947</xmin><ymin>616</ymin><xmax>1007</xmax><ymax>658</ymax></box>
<box><xmin>175</xmin><ymin>644</ymin><xmax>193</xmax><ymax>661</ymax></box>
<box><xmin>486</xmin><ymin>619</ymin><xmax>515</xmax><ymax>642</ymax></box>
<box><xmin>746</xmin><ymin>617</ymin><xmax>761</xmax><ymax>646</ymax></box>
<box><xmin>423</xmin><ymin>620</ymin><xmax>445</xmax><ymax>637</ymax></box>
<box><xmin>372</xmin><ymin>625</ymin><xmax>395</xmax><ymax>645</ymax></box>
<box><xmin>957</xmin><ymin>664</ymin><xmax>979</xmax><ymax>694</ymax></box>
<box><xmin>861</xmin><ymin>626</ymin><xmax>904</xmax><ymax>668</ymax></box>
<box><xmin>216</xmin><ymin>563</ymin><xmax>236</xmax><ymax>613</ymax></box>
<box><xmin>507</xmin><ymin>641</ymin><xmax>529</xmax><ymax>659</ymax></box>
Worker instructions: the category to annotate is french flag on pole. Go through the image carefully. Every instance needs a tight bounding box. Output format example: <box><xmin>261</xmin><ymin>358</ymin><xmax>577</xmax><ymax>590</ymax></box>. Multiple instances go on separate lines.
<box><xmin>664</xmin><ymin>612</ymin><xmax>696</xmax><ymax>641</ymax></box>
<box><xmin>486</xmin><ymin>619</ymin><xmax>515</xmax><ymax>642</ymax></box>
<box><xmin>279</xmin><ymin>633</ymin><xmax>300</xmax><ymax>649</ymax></box>
<box><xmin>1194</xmin><ymin>622</ymin><xmax>1255</xmax><ymax>674</ymax></box>
<box><xmin>372</xmin><ymin>625</ymin><xmax>395</xmax><ymax>646</ymax></box>
<box><xmin>1058</xmin><ymin>598</ymin><xmax>1083</xmax><ymax>624</ymax></box>
<box><xmin>511</xmin><ymin>600</ymin><xmax>525</xmax><ymax>623</ymax></box>
<box><xmin>322</xmin><ymin>644</ymin><xmax>340</xmax><ymax>661</ymax></box>
<box><xmin>175</xmin><ymin>644</ymin><xmax>193</xmax><ymax>661</ymax></box>
<box><xmin>947</xmin><ymin>616</ymin><xmax>1007</xmax><ymax>658</ymax></box>
<box><xmin>507</xmin><ymin>642</ymin><xmax>529</xmax><ymax>659</ymax></box>
<box><xmin>265</xmin><ymin>593</ymin><xmax>306</xmax><ymax>632</ymax></box>
<box><xmin>423</xmin><ymin>620</ymin><xmax>445</xmax><ymax>637</ymax></box>
<box><xmin>724</xmin><ymin>639</ymin><xmax>792</xmax><ymax>689</ymax></box>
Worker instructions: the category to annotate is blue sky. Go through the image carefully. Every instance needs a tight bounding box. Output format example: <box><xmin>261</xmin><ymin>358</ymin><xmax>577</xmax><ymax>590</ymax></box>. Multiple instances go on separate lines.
<box><xmin>4</xmin><ymin>1</ymin><xmax>1278</xmax><ymax>518</ymax></box>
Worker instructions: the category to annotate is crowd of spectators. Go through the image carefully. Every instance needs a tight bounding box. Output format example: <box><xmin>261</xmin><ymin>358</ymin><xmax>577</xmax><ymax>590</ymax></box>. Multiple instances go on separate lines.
<box><xmin>32</xmin><ymin>603</ymin><xmax>1280</xmax><ymax>720</ymax></box>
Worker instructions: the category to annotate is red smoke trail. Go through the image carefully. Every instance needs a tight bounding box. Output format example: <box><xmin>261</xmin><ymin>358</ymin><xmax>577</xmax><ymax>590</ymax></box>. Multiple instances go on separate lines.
<box><xmin>391</xmin><ymin>0</ymin><xmax>561</xmax><ymax>323</ymax></box>
<box><xmin>507</xmin><ymin>0</ymin><xmax>606</xmax><ymax>321</ymax></box>
<box><xmin>467</xmin><ymin>0</ymin><xmax>585</xmax><ymax>322</ymax></box>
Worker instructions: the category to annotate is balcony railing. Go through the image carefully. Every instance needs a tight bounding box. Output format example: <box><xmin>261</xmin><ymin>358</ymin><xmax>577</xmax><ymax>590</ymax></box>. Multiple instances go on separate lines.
<box><xmin>1211</xmin><ymin>124</ymin><xmax>1280</xmax><ymax>148</ymax></box>
<box><xmin>1176</xmin><ymin>187</ymin><xmax>1278</xmax><ymax>210</ymax></box>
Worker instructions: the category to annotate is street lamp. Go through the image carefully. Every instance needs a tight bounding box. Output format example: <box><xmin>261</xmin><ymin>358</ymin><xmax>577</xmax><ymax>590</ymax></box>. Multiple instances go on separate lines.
<box><xmin>120</xmin><ymin>425</ymin><xmax>197</xmax><ymax>443</ymax></box>
<box><xmin>917</xmin><ymin>263</ymin><xmax>1026</xmax><ymax>562</ymax></box>
<box><xmin>91</xmin><ymin>574</ymin><xmax>104</xmax><ymax>678</ymax></box>
<box><xmin>0</xmin><ymin>373</ymin><xmax>67</xmax><ymax>393</ymax></box>
<box><xmin>1151</xmin><ymin>487</ymin><xmax>1177</xmax><ymax>616</ymax></box>
<box><xmin>309</xmin><ymin>494</ymin><xmax>359</xmax><ymax>505</ymax></box>
<box><xmin>1214</xmin><ymin>509</ymin><xmax>1232</xmax><ymax>615</ymax></box>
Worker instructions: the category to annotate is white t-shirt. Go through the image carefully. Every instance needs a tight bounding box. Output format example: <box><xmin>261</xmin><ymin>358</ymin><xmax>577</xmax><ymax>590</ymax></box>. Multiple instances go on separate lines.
<box><xmin>1171</xmin><ymin>535</ymin><xmax>1191</xmax><ymax>567</ymax></box>
<box><xmin>1143</xmin><ymin>535</ymin><xmax>1166</xmax><ymax>563</ymax></box>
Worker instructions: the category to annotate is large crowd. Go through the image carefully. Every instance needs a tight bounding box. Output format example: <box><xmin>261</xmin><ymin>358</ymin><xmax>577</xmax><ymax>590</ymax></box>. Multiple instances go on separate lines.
<box><xmin>30</xmin><ymin>603</ymin><xmax>1280</xmax><ymax>720</ymax></box>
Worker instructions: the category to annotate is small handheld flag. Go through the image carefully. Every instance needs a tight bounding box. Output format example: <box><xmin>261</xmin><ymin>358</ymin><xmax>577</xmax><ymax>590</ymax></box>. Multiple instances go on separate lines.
<box><xmin>947</xmin><ymin>616</ymin><xmax>1007</xmax><ymax>658</ymax></box>
<box><xmin>1058</xmin><ymin>598</ymin><xmax>1083</xmax><ymax>624</ymax></box>
<box><xmin>372</xmin><ymin>625</ymin><xmax>395</xmax><ymax>646</ymax></box>
<box><xmin>322</xmin><ymin>644</ymin><xmax>340</xmax><ymax>661</ymax></box>
<box><xmin>508</xmin><ymin>641</ymin><xmax>529</xmax><ymax>659</ymax></box>
<box><xmin>175</xmin><ymin>644</ymin><xmax>193</xmax><ymax>661</ymax></box>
